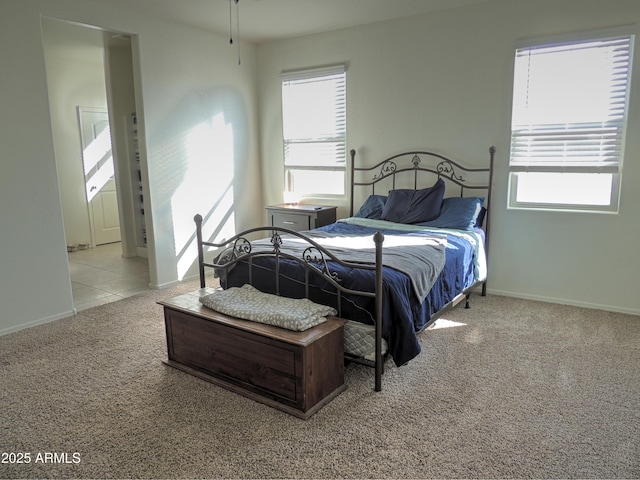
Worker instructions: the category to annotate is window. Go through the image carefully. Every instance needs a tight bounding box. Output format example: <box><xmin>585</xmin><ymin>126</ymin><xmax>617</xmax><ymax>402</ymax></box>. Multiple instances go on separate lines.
<box><xmin>281</xmin><ymin>65</ymin><xmax>346</xmax><ymax>197</ymax></box>
<box><xmin>508</xmin><ymin>30</ymin><xmax>634</xmax><ymax>212</ymax></box>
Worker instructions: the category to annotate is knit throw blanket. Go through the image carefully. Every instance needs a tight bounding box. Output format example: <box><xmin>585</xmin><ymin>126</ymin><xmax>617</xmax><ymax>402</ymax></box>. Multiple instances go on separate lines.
<box><xmin>200</xmin><ymin>284</ymin><xmax>337</xmax><ymax>331</ymax></box>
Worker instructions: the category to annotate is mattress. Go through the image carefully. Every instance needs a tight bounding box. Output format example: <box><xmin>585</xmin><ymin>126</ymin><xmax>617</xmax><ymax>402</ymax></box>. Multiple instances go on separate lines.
<box><xmin>344</xmin><ymin>320</ymin><xmax>388</xmax><ymax>362</ymax></box>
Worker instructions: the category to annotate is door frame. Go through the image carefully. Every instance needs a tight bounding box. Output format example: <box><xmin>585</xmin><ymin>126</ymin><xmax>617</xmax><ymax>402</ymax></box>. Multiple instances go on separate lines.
<box><xmin>43</xmin><ymin>18</ymin><xmax>156</xmax><ymax>290</ymax></box>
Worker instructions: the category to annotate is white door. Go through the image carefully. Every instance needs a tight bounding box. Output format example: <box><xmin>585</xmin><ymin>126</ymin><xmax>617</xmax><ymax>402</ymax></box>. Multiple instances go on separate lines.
<box><xmin>78</xmin><ymin>107</ymin><xmax>121</xmax><ymax>245</ymax></box>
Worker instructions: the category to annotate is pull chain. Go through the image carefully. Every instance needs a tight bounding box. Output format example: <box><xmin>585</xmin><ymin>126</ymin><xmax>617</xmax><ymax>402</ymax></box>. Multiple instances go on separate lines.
<box><xmin>228</xmin><ymin>0</ymin><xmax>240</xmax><ymax>64</ymax></box>
<box><xmin>236</xmin><ymin>0</ymin><xmax>241</xmax><ymax>64</ymax></box>
<box><xmin>228</xmin><ymin>0</ymin><xmax>233</xmax><ymax>44</ymax></box>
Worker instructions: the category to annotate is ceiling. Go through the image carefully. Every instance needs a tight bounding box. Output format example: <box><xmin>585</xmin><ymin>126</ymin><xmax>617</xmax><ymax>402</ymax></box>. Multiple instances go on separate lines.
<box><xmin>91</xmin><ymin>0</ymin><xmax>493</xmax><ymax>44</ymax></box>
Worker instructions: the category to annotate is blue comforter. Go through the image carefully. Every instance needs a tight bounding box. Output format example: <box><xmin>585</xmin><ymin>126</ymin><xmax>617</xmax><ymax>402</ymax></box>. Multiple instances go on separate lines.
<box><xmin>222</xmin><ymin>218</ymin><xmax>485</xmax><ymax>366</ymax></box>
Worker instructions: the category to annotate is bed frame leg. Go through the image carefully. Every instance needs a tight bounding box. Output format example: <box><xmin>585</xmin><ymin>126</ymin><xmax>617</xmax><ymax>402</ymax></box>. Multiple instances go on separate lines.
<box><xmin>465</xmin><ymin>293</ymin><xmax>471</xmax><ymax>309</ymax></box>
<box><xmin>481</xmin><ymin>281</ymin><xmax>487</xmax><ymax>297</ymax></box>
<box><xmin>374</xmin><ymin>231</ymin><xmax>384</xmax><ymax>392</ymax></box>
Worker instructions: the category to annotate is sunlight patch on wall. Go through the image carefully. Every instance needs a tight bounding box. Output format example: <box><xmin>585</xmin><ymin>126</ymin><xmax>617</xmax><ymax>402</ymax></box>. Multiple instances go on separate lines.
<box><xmin>172</xmin><ymin>112</ymin><xmax>236</xmax><ymax>279</ymax></box>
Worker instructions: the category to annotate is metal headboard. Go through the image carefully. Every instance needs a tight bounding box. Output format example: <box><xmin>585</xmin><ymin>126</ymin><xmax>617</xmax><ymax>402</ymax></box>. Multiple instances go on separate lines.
<box><xmin>349</xmin><ymin>146</ymin><xmax>496</xmax><ymax>294</ymax></box>
<box><xmin>350</xmin><ymin>147</ymin><xmax>496</xmax><ymax>215</ymax></box>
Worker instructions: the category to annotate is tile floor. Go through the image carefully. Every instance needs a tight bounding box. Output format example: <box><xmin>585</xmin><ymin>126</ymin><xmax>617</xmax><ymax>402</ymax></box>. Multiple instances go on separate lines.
<box><xmin>68</xmin><ymin>242</ymin><xmax>150</xmax><ymax>312</ymax></box>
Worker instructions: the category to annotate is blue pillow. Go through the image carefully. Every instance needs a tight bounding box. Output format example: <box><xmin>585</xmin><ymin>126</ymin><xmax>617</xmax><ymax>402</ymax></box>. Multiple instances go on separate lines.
<box><xmin>475</xmin><ymin>206</ymin><xmax>487</xmax><ymax>228</ymax></box>
<box><xmin>419</xmin><ymin>196</ymin><xmax>485</xmax><ymax>230</ymax></box>
<box><xmin>381</xmin><ymin>178</ymin><xmax>445</xmax><ymax>224</ymax></box>
<box><xmin>354</xmin><ymin>194</ymin><xmax>387</xmax><ymax>219</ymax></box>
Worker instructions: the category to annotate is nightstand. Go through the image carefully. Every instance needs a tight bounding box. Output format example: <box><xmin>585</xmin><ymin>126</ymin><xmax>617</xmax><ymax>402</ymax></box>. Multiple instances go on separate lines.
<box><xmin>266</xmin><ymin>204</ymin><xmax>337</xmax><ymax>232</ymax></box>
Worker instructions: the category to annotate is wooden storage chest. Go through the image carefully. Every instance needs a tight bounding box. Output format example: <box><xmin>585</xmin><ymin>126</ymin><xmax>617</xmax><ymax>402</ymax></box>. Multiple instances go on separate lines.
<box><xmin>159</xmin><ymin>289</ymin><xmax>346</xmax><ymax>419</ymax></box>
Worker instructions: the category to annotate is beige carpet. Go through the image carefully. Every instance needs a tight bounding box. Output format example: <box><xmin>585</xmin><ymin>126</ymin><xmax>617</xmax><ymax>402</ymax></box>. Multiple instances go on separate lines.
<box><xmin>1</xmin><ymin>280</ymin><xmax>638</xmax><ymax>479</ymax></box>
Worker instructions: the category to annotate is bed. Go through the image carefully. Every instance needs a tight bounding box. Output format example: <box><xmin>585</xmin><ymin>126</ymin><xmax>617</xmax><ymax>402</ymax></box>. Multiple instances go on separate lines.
<box><xmin>195</xmin><ymin>146</ymin><xmax>496</xmax><ymax>391</ymax></box>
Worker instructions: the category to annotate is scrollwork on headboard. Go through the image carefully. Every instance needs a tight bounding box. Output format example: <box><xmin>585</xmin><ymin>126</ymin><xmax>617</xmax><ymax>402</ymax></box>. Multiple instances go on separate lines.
<box><xmin>436</xmin><ymin>160</ymin><xmax>465</xmax><ymax>183</ymax></box>
<box><xmin>372</xmin><ymin>159</ymin><xmax>397</xmax><ymax>182</ymax></box>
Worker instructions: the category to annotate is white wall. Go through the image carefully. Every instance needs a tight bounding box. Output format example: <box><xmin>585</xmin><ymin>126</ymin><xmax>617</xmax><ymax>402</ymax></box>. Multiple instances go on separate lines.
<box><xmin>0</xmin><ymin>0</ymin><xmax>262</xmax><ymax>334</ymax></box>
<box><xmin>0</xmin><ymin>2</ymin><xmax>75</xmax><ymax>332</ymax></box>
<box><xmin>133</xmin><ymin>21</ymin><xmax>261</xmax><ymax>288</ymax></box>
<box><xmin>257</xmin><ymin>0</ymin><xmax>640</xmax><ymax>315</ymax></box>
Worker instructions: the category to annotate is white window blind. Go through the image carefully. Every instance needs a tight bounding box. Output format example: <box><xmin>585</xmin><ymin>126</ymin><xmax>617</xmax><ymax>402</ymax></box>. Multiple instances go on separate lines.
<box><xmin>511</xmin><ymin>35</ymin><xmax>632</xmax><ymax>171</ymax></box>
<box><xmin>281</xmin><ymin>65</ymin><xmax>346</xmax><ymax>196</ymax></box>
<box><xmin>508</xmin><ymin>31</ymin><xmax>634</xmax><ymax>211</ymax></box>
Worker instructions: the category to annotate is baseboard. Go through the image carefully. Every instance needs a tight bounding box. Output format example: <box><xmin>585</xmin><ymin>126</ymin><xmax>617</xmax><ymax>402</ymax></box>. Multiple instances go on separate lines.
<box><xmin>486</xmin><ymin>288</ymin><xmax>640</xmax><ymax>317</ymax></box>
<box><xmin>149</xmin><ymin>280</ymin><xmax>177</xmax><ymax>289</ymax></box>
<box><xmin>150</xmin><ymin>273</ymin><xmax>203</xmax><ymax>290</ymax></box>
<box><xmin>0</xmin><ymin>309</ymin><xmax>76</xmax><ymax>337</ymax></box>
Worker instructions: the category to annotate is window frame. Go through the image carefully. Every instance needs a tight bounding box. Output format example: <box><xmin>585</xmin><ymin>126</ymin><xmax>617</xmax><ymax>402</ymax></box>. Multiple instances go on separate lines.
<box><xmin>507</xmin><ymin>27</ymin><xmax>635</xmax><ymax>213</ymax></box>
<box><xmin>281</xmin><ymin>65</ymin><xmax>347</xmax><ymax>200</ymax></box>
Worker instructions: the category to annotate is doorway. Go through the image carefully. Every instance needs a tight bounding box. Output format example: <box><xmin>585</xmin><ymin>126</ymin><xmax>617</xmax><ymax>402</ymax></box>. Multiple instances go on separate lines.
<box><xmin>42</xmin><ymin>18</ymin><xmax>150</xmax><ymax>310</ymax></box>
